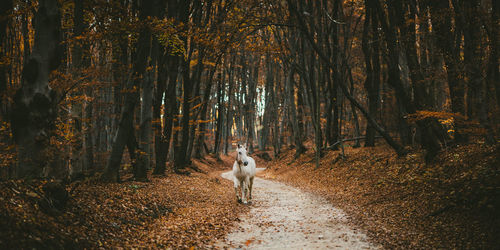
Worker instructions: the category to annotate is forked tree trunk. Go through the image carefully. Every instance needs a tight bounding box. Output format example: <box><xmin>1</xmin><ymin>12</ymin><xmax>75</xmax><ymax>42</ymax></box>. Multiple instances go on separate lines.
<box><xmin>102</xmin><ymin>0</ymin><xmax>152</xmax><ymax>182</ymax></box>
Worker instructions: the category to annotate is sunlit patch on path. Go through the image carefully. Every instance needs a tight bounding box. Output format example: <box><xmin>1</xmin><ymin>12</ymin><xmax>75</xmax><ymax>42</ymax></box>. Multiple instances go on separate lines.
<box><xmin>217</xmin><ymin>169</ymin><xmax>380</xmax><ymax>249</ymax></box>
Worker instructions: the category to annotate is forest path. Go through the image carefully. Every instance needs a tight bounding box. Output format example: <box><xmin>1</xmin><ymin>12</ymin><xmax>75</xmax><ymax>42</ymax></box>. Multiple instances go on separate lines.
<box><xmin>216</xmin><ymin>168</ymin><xmax>380</xmax><ymax>249</ymax></box>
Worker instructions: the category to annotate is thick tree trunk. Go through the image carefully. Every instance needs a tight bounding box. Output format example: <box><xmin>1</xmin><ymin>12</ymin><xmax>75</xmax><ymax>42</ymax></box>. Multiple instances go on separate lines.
<box><xmin>11</xmin><ymin>0</ymin><xmax>62</xmax><ymax>178</ymax></box>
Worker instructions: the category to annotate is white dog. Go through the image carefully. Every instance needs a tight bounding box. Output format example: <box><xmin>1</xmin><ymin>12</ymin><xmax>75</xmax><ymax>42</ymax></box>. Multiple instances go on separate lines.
<box><xmin>233</xmin><ymin>144</ymin><xmax>256</xmax><ymax>204</ymax></box>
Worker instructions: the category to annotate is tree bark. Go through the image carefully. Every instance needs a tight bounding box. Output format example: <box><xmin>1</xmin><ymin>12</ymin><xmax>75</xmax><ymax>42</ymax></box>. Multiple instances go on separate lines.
<box><xmin>0</xmin><ymin>0</ymin><xmax>12</xmax><ymax>119</ymax></box>
<box><xmin>153</xmin><ymin>56</ymin><xmax>179</xmax><ymax>175</ymax></box>
<box><xmin>69</xmin><ymin>0</ymin><xmax>86</xmax><ymax>179</ymax></box>
<box><xmin>213</xmin><ymin>72</ymin><xmax>224</xmax><ymax>158</ymax></box>
<box><xmin>102</xmin><ymin>0</ymin><xmax>153</xmax><ymax>182</ymax></box>
<box><xmin>362</xmin><ymin>2</ymin><xmax>381</xmax><ymax>147</ymax></box>
<box><xmin>11</xmin><ymin>0</ymin><xmax>62</xmax><ymax>178</ymax></box>
<box><xmin>429</xmin><ymin>0</ymin><xmax>467</xmax><ymax>143</ymax></box>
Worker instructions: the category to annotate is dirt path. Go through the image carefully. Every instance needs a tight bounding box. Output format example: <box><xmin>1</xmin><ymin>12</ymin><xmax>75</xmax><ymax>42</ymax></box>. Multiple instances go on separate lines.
<box><xmin>216</xmin><ymin>169</ymin><xmax>380</xmax><ymax>249</ymax></box>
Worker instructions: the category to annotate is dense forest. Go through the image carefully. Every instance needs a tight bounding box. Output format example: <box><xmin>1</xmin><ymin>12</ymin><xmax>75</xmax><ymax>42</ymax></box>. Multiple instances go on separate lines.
<box><xmin>0</xmin><ymin>0</ymin><xmax>498</xmax><ymax>248</ymax></box>
<box><xmin>0</xmin><ymin>0</ymin><xmax>498</xmax><ymax>180</ymax></box>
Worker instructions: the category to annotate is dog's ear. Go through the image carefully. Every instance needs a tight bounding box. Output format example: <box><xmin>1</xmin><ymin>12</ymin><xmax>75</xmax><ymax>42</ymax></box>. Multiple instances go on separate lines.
<box><xmin>237</xmin><ymin>144</ymin><xmax>241</xmax><ymax>149</ymax></box>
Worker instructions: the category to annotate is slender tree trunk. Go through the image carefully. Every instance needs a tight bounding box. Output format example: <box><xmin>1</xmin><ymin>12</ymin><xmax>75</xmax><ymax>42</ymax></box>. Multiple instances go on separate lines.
<box><xmin>213</xmin><ymin>72</ymin><xmax>224</xmax><ymax>158</ymax></box>
<box><xmin>224</xmin><ymin>62</ymin><xmax>234</xmax><ymax>155</ymax></box>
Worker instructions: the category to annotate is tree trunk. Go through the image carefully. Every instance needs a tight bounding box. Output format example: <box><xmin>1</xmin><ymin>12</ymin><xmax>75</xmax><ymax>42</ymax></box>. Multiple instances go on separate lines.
<box><xmin>11</xmin><ymin>0</ymin><xmax>62</xmax><ymax>178</ymax></box>
<box><xmin>362</xmin><ymin>2</ymin><xmax>381</xmax><ymax>147</ymax></box>
<box><xmin>492</xmin><ymin>0</ymin><xmax>500</xmax><ymax>108</ymax></box>
<box><xmin>224</xmin><ymin>61</ymin><xmax>234</xmax><ymax>155</ymax></box>
<box><xmin>102</xmin><ymin>0</ymin><xmax>153</xmax><ymax>182</ymax></box>
<box><xmin>429</xmin><ymin>0</ymin><xmax>467</xmax><ymax>143</ymax></box>
<box><xmin>213</xmin><ymin>72</ymin><xmax>224</xmax><ymax>158</ymax></box>
<box><xmin>245</xmin><ymin>57</ymin><xmax>259</xmax><ymax>154</ymax></box>
<box><xmin>69</xmin><ymin>0</ymin><xmax>86</xmax><ymax>179</ymax></box>
<box><xmin>347</xmin><ymin>67</ymin><xmax>361</xmax><ymax>148</ymax></box>
<box><xmin>153</xmin><ymin>48</ymin><xmax>167</xmax><ymax>174</ymax></box>
<box><xmin>153</xmin><ymin>56</ymin><xmax>179</xmax><ymax>175</ymax></box>
<box><xmin>0</xmin><ymin>0</ymin><xmax>12</xmax><ymax>119</ymax></box>
<box><xmin>194</xmin><ymin>63</ymin><xmax>218</xmax><ymax>159</ymax></box>
<box><xmin>136</xmin><ymin>63</ymin><xmax>153</xmax><ymax>181</ymax></box>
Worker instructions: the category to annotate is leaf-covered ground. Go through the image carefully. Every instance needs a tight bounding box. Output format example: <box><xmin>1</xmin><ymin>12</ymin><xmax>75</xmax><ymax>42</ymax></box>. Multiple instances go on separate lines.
<box><xmin>0</xmin><ymin>156</ymin><xmax>247</xmax><ymax>249</ymax></box>
<box><xmin>261</xmin><ymin>143</ymin><xmax>499</xmax><ymax>249</ymax></box>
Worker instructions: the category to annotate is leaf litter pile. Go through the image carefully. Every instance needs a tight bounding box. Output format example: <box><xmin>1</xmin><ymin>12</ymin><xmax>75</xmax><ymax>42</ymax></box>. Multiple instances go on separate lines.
<box><xmin>0</xmin><ymin>156</ymin><xmax>248</xmax><ymax>248</ymax></box>
<box><xmin>262</xmin><ymin>143</ymin><xmax>499</xmax><ymax>249</ymax></box>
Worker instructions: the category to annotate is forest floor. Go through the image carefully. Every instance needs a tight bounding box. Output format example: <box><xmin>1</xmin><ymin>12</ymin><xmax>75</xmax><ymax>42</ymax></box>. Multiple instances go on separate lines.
<box><xmin>0</xmin><ymin>155</ymin><xmax>249</xmax><ymax>249</ymax></box>
<box><xmin>1</xmin><ymin>143</ymin><xmax>498</xmax><ymax>249</ymax></box>
<box><xmin>261</xmin><ymin>142</ymin><xmax>499</xmax><ymax>249</ymax></box>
